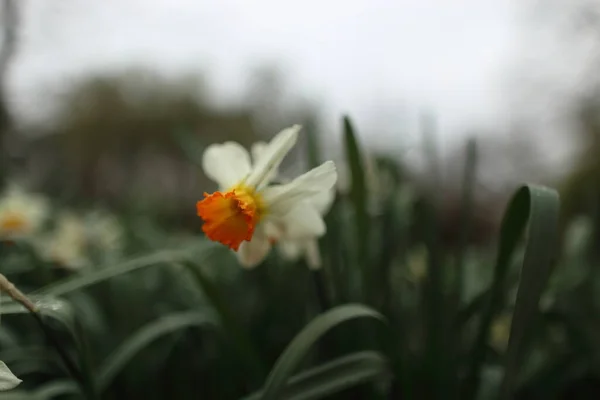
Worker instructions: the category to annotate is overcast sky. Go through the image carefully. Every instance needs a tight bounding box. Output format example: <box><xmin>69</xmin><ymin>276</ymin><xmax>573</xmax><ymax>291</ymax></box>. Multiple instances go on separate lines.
<box><xmin>5</xmin><ymin>0</ymin><xmax>597</xmax><ymax>170</ymax></box>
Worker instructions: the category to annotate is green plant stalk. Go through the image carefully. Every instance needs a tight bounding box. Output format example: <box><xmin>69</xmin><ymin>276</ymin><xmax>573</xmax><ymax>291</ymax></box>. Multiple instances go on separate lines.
<box><xmin>310</xmin><ymin>270</ymin><xmax>330</xmax><ymax>312</ymax></box>
<box><xmin>182</xmin><ymin>262</ymin><xmax>266</xmax><ymax>387</ymax></box>
<box><xmin>0</xmin><ymin>274</ymin><xmax>97</xmax><ymax>400</ymax></box>
<box><xmin>31</xmin><ymin>311</ymin><xmax>98</xmax><ymax>400</ymax></box>
<box><xmin>343</xmin><ymin>116</ymin><xmax>370</xmax><ymax>302</ymax></box>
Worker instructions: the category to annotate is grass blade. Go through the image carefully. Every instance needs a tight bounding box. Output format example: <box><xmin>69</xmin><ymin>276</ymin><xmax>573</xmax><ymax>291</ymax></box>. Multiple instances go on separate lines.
<box><xmin>26</xmin><ymin>243</ymin><xmax>215</xmax><ymax>298</ymax></box>
<box><xmin>260</xmin><ymin>303</ymin><xmax>386</xmax><ymax>400</ymax></box>
<box><xmin>498</xmin><ymin>185</ymin><xmax>560</xmax><ymax>399</ymax></box>
<box><xmin>182</xmin><ymin>261</ymin><xmax>266</xmax><ymax>387</ymax></box>
<box><xmin>96</xmin><ymin>311</ymin><xmax>217</xmax><ymax>392</ymax></box>
<box><xmin>342</xmin><ymin>116</ymin><xmax>370</xmax><ymax>301</ymax></box>
<box><xmin>455</xmin><ymin>138</ymin><xmax>478</xmax><ymax>301</ymax></box>
<box><xmin>241</xmin><ymin>351</ymin><xmax>390</xmax><ymax>400</ymax></box>
<box><xmin>462</xmin><ymin>184</ymin><xmax>560</xmax><ymax>400</ymax></box>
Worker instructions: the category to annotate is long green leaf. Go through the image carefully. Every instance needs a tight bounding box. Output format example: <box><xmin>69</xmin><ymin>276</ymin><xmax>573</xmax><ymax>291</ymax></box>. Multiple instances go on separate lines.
<box><xmin>455</xmin><ymin>138</ymin><xmax>478</xmax><ymax>301</ymax></box>
<box><xmin>462</xmin><ymin>184</ymin><xmax>560</xmax><ymax>400</ymax></box>
<box><xmin>260</xmin><ymin>303</ymin><xmax>386</xmax><ymax>400</ymax></box>
<box><xmin>241</xmin><ymin>351</ymin><xmax>390</xmax><ymax>400</ymax></box>
<box><xmin>342</xmin><ymin>116</ymin><xmax>370</xmax><ymax>301</ymax></box>
<box><xmin>96</xmin><ymin>311</ymin><xmax>217</xmax><ymax>392</ymax></box>
<box><xmin>0</xmin><ymin>381</ymin><xmax>79</xmax><ymax>400</ymax></box>
<box><xmin>182</xmin><ymin>262</ymin><xmax>266</xmax><ymax>386</ymax></box>
<box><xmin>26</xmin><ymin>243</ymin><xmax>215</xmax><ymax>298</ymax></box>
<box><xmin>498</xmin><ymin>185</ymin><xmax>560</xmax><ymax>399</ymax></box>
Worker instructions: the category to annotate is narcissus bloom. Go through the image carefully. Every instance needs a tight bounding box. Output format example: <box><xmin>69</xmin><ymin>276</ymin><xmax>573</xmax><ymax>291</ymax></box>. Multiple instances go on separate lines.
<box><xmin>0</xmin><ymin>184</ymin><xmax>48</xmax><ymax>241</ymax></box>
<box><xmin>196</xmin><ymin>125</ymin><xmax>337</xmax><ymax>268</ymax></box>
<box><xmin>36</xmin><ymin>212</ymin><xmax>89</xmax><ymax>270</ymax></box>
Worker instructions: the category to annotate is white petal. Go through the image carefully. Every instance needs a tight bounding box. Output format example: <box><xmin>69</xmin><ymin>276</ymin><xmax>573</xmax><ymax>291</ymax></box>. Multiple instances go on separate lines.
<box><xmin>262</xmin><ymin>161</ymin><xmax>337</xmax><ymax>215</ymax></box>
<box><xmin>0</xmin><ymin>361</ymin><xmax>21</xmax><ymax>391</ymax></box>
<box><xmin>280</xmin><ymin>202</ymin><xmax>326</xmax><ymax>239</ymax></box>
<box><xmin>244</xmin><ymin>125</ymin><xmax>300</xmax><ymax>189</ymax></box>
<box><xmin>278</xmin><ymin>240</ymin><xmax>303</xmax><ymax>261</ymax></box>
<box><xmin>251</xmin><ymin>141</ymin><xmax>268</xmax><ymax>163</ymax></box>
<box><xmin>202</xmin><ymin>142</ymin><xmax>252</xmax><ymax>189</ymax></box>
<box><xmin>251</xmin><ymin>141</ymin><xmax>280</xmax><ymax>183</ymax></box>
<box><xmin>237</xmin><ymin>234</ymin><xmax>271</xmax><ymax>269</ymax></box>
<box><xmin>308</xmin><ymin>187</ymin><xmax>335</xmax><ymax>215</ymax></box>
<box><xmin>304</xmin><ymin>239</ymin><xmax>323</xmax><ymax>270</ymax></box>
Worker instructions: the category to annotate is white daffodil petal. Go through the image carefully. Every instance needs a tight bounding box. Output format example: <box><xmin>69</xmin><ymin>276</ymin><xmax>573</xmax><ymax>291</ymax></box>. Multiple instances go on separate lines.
<box><xmin>250</xmin><ymin>141</ymin><xmax>268</xmax><ymax>163</ymax></box>
<box><xmin>263</xmin><ymin>161</ymin><xmax>337</xmax><ymax>215</ymax></box>
<box><xmin>0</xmin><ymin>361</ymin><xmax>21</xmax><ymax>391</ymax></box>
<box><xmin>278</xmin><ymin>240</ymin><xmax>303</xmax><ymax>261</ymax></box>
<box><xmin>304</xmin><ymin>239</ymin><xmax>323</xmax><ymax>270</ymax></box>
<box><xmin>237</xmin><ymin>235</ymin><xmax>271</xmax><ymax>269</ymax></box>
<box><xmin>202</xmin><ymin>142</ymin><xmax>252</xmax><ymax>189</ymax></box>
<box><xmin>251</xmin><ymin>141</ymin><xmax>280</xmax><ymax>184</ymax></box>
<box><xmin>281</xmin><ymin>203</ymin><xmax>326</xmax><ymax>239</ymax></box>
<box><xmin>244</xmin><ymin>125</ymin><xmax>300</xmax><ymax>189</ymax></box>
<box><xmin>308</xmin><ymin>187</ymin><xmax>335</xmax><ymax>215</ymax></box>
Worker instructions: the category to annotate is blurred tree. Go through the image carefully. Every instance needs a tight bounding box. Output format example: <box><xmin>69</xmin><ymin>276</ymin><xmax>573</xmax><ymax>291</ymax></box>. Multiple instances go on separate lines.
<box><xmin>23</xmin><ymin>68</ymin><xmax>261</xmax><ymax>229</ymax></box>
<box><xmin>0</xmin><ymin>0</ymin><xmax>19</xmax><ymax>190</ymax></box>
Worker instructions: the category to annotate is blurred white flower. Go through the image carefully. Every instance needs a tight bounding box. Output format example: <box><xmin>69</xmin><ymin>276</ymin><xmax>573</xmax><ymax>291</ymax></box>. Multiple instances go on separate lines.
<box><xmin>0</xmin><ymin>360</ymin><xmax>21</xmax><ymax>391</ymax></box>
<box><xmin>37</xmin><ymin>212</ymin><xmax>89</xmax><ymax>270</ymax></box>
<box><xmin>84</xmin><ymin>210</ymin><xmax>124</xmax><ymax>256</ymax></box>
<box><xmin>196</xmin><ymin>125</ymin><xmax>337</xmax><ymax>269</ymax></box>
<box><xmin>0</xmin><ymin>184</ymin><xmax>48</xmax><ymax>241</ymax></box>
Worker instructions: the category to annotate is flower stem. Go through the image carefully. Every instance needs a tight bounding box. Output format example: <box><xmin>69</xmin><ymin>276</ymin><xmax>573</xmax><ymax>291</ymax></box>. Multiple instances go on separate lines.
<box><xmin>0</xmin><ymin>274</ymin><xmax>98</xmax><ymax>400</ymax></box>
<box><xmin>310</xmin><ymin>270</ymin><xmax>330</xmax><ymax>311</ymax></box>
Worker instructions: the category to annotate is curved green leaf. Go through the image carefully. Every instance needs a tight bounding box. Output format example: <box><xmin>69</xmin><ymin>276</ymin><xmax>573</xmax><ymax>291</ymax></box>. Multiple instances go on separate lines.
<box><xmin>343</xmin><ymin>116</ymin><xmax>370</xmax><ymax>299</ymax></box>
<box><xmin>34</xmin><ymin>380</ymin><xmax>79</xmax><ymax>399</ymax></box>
<box><xmin>0</xmin><ymin>380</ymin><xmax>79</xmax><ymax>400</ymax></box>
<box><xmin>260</xmin><ymin>303</ymin><xmax>386</xmax><ymax>400</ymax></box>
<box><xmin>28</xmin><ymin>243</ymin><xmax>215</xmax><ymax>298</ymax></box>
<box><xmin>96</xmin><ymin>311</ymin><xmax>217</xmax><ymax>392</ymax></box>
<box><xmin>463</xmin><ymin>184</ymin><xmax>560</xmax><ymax>400</ymax></box>
<box><xmin>242</xmin><ymin>351</ymin><xmax>390</xmax><ymax>400</ymax></box>
<box><xmin>499</xmin><ymin>185</ymin><xmax>560</xmax><ymax>399</ymax></box>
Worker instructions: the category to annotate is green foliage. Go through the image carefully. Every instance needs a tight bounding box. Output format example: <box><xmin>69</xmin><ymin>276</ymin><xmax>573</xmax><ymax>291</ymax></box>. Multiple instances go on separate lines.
<box><xmin>4</xmin><ymin>111</ymin><xmax>597</xmax><ymax>400</ymax></box>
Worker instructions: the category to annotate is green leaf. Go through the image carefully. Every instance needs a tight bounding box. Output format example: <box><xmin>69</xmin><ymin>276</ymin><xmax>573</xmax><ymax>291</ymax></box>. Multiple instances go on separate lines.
<box><xmin>304</xmin><ymin>117</ymin><xmax>321</xmax><ymax>169</ymax></box>
<box><xmin>342</xmin><ymin>116</ymin><xmax>370</xmax><ymax>300</ymax></box>
<box><xmin>96</xmin><ymin>311</ymin><xmax>217</xmax><ymax>392</ymax></box>
<box><xmin>0</xmin><ymin>380</ymin><xmax>79</xmax><ymax>400</ymax></box>
<box><xmin>454</xmin><ymin>138</ymin><xmax>478</xmax><ymax>300</ymax></box>
<box><xmin>241</xmin><ymin>351</ymin><xmax>390</xmax><ymax>400</ymax></box>
<box><xmin>462</xmin><ymin>184</ymin><xmax>560</xmax><ymax>400</ymax></box>
<box><xmin>182</xmin><ymin>262</ymin><xmax>266</xmax><ymax>385</ymax></box>
<box><xmin>499</xmin><ymin>185</ymin><xmax>560</xmax><ymax>399</ymax></box>
<box><xmin>26</xmin><ymin>243</ymin><xmax>215</xmax><ymax>298</ymax></box>
<box><xmin>260</xmin><ymin>303</ymin><xmax>386</xmax><ymax>400</ymax></box>
<box><xmin>34</xmin><ymin>380</ymin><xmax>79</xmax><ymax>399</ymax></box>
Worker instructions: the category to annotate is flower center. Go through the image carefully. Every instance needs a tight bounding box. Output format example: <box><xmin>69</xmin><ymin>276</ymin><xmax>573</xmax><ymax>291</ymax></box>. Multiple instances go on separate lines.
<box><xmin>196</xmin><ymin>185</ymin><xmax>265</xmax><ymax>251</ymax></box>
<box><xmin>0</xmin><ymin>213</ymin><xmax>27</xmax><ymax>234</ymax></box>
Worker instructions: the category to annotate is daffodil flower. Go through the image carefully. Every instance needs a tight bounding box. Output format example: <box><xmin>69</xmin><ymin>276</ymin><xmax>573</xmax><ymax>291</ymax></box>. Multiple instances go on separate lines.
<box><xmin>247</xmin><ymin>140</ymin><xmax>335</xmax><ymax>269</ymax></box>
<box><xmin>196</xmin><ymin>125</ymin><xmax>337</xmax><ymax>268</ymax></box>
<box><xmin>275</xmin><ymin>186</ymin><xmax>335</xmax><ymax>270</ymax></box>
<box><xmin>36</xmin><ymin>212</ymin><xmax>89</xmax><ymax>270</ymax></box>
<box><xmin>0</xmin><ymin>184</ymin><xmax>48</xmax><ymax>241</ymax></box>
